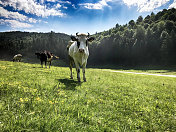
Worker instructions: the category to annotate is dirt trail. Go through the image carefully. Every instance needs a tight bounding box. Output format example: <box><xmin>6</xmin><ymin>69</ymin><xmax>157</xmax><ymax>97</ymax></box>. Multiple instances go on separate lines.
<box><xmin>103</xmin><ymin>70</ymin><xmax>176</xmax><ymax>78</ymax></box>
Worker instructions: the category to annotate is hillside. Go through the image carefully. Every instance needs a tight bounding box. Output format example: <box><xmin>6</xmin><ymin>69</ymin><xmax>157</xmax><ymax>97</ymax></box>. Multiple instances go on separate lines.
<box><xmin>0</xmin><ymin>8</ymin><xmax>176</xmax><ymax>66</ymax></box>
<box><xmin>0</xmin><ymin>31</ymin><xmax>70</xmax><ymax>62</ymax></box>
<box><xmin>90</xmin><ymin>8</ymin><xmax>176</xmax><ymax>66</ymax></box>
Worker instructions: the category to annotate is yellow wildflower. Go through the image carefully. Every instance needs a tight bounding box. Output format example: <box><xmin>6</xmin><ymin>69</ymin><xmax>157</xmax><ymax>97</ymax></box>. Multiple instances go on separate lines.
<box><xmin>36</xmin><ymin>97</ymin><xmax>42</xmax><ymax>101</ymax></box>
<box><xmin>61</xmin><ymin>100</ymin><xmax>64</xmax><ymax>104</ymax></box>
<box><xmin>20</xmin><ymin>98</ymin><xmax>24</xmax><ymax>102</ymax></box>
<box><xmin>24</xmin><ymin>98</ymin><xmax>29</xmax><ymax>102</ymax></box>
<box><xmin>49</xmin><ymin>101</ymin><xmax>54</xmax><ymax>104</ymax></box>
<box><xmin>54</xmin><ymin>100</ymin><xmax>58</xmax><ymax>104</ymax></box>
<box><xmin>0</xmin><ymin>66</ymin><xmax>6</xmax><ymax>69</ymax></box>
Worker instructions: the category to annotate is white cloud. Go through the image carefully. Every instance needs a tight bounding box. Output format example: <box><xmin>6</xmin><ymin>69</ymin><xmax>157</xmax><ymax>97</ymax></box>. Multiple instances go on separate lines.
<box><xmin>43</xmin><ymin>21</ymin><xmax>48</xmax><ymax>24</ymax></box>
<box><xmin>0</xmin><ymin>7</ymin><xmax>27</xmax><ymax>21</ymax></box>
<box><xmin>122</xmin><ymin>0</ymin><xmax>170</xmax><ymax>12</ymax></box>
<box><xmin>0</xmin><ymin>6</ymin><xmax>38</xmax><ymax>23</ymax></box>
<box><xmin>56</xmin><ymin>3</ymin><xmax>62</xmax><ymax>8</ymax></box>
<box><xmin>63</xmin><ymin>6</ymin><xmax>68</xmax><ymax>9</ymax></box>
<box><xmin>39</xmin><ymin>0</ymin><xmax>44</xmax><ymax>4</ymax></box>
<box><xmin>169</xmin><ymin>0</ymin><xmax>176</xmax><ymax>9</ymax></box>
<box><xmin>22</xmin><ymin>28</ymin><xmax>41</xmax><ymax>32</ymax></box>
<box><xmin>28</xmin><ymin>18</ymin><xmax>37</xmax><ymax>23</ymax></box>
<box><xmin>0</xmin><ymin>0</ymin><xmax>65</xmax><ymax>17</ymax></box>
<box><xmin>79</xmin><ymin>0</ymin><xmax>113</xmax><ymax>10</ymax></box>
<box><xmin>0</xmin><ymin>19</ymin><xmax>32</xmax><ymax>28</ymax></box>
<box><xmin>57</xmin><ymin>0</ymin><xmax>72</xmax><ymax>9</ymax></box>
<box><xmin>58</xmin><ymin>1</ymin><xmax>71</xmax><ymax>5</ymax></box>
<box><xmin>72</xmin><ymin>4</ymin><xmax>76</xmax><ymax>9</ymax></box>
<box><xmin>46</xmin><ymin>0</ymin><xmax>57</xmax><ymax>2</ymax></box>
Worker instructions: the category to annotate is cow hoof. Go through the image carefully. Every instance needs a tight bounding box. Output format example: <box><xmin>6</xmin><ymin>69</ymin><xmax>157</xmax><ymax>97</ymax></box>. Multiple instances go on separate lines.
<box><xmin>78</xmin><ymin>78</ymin><xmax>81</xmax><ymax>82</ymax></box>
<box><xmin>83</xmin><ymin>79</ymin><xmax>86</xmax><ymax>82</ymax></box>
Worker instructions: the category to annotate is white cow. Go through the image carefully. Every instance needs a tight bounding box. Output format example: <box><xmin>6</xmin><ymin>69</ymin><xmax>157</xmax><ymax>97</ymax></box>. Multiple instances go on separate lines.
<box><xmin>67</xmin><ymin>33</ymin><xmax>95</xmax><ymax>82</ymax></box>
<box><xmin>13</xmin><ymin>54</ymin><xmax>22</xmax><ymax>62</ymax></box>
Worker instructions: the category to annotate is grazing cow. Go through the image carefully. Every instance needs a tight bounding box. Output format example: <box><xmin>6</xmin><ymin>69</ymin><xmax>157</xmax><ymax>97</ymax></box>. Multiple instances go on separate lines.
<box><xmin>67</xmin><ymin>32</ymin><xmax>95</xmax><ymax>82</ymax></box>
<box><xmin>35</xmin><ymin>51</ymin><xmax>59</xmax><ymax>68</ymax></box>
<box><xmin>13</xmin><ymin>54</ymin><xmax>22</xmax><ymax>62</ymax></box>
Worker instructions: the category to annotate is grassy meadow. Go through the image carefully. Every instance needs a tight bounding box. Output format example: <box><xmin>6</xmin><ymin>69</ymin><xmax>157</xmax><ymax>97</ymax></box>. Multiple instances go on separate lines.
<box><xmin>0</xmin><ymin>61</ymin><xmax>176</xmax><ymax>131</ymax></box>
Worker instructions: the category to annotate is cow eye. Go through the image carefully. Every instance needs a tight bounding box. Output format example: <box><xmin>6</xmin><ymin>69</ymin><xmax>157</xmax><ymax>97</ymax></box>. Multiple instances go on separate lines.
<box><xmin>77</xmin><ymin>41</ymin><xmax>80</xmax><ymax>48</ymax></box>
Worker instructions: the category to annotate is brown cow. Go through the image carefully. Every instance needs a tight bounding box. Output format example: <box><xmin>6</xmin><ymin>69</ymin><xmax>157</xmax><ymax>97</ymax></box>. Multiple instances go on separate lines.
<box><xmin>35</xmin><ymin>50</ymin><xmax>59</xmax><ymax>68</ymax></box>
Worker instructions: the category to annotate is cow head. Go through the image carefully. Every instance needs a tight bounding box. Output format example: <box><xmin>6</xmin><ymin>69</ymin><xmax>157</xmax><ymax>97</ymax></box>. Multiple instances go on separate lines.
<box><xmin>71</xmin><ymin>32</ymin><xmax>95</xmax><ymax>53</ymax></box>
<box><xmin>35</xmin><ymin>52</ymin><xmax>41</xmax><ymax>59</ymax></box>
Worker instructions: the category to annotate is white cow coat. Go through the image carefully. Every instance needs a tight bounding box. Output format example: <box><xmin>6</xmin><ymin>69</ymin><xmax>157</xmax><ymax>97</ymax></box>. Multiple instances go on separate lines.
<box><xmin>69</xmin><ymin>41</ymin><xmax>89</xmax><ymax>66</ymax></box>
<box><xmin>13</xmin><ymin>54</ymin><xmax>22</xmax><ymax>61</ymax></box>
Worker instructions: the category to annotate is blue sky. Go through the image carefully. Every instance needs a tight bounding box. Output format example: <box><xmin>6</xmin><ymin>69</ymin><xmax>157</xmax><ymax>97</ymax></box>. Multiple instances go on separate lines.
<box><xmin>0</xmin><ymin>0</ymin><xmax>175</xmax><ymax>35</ymax></box>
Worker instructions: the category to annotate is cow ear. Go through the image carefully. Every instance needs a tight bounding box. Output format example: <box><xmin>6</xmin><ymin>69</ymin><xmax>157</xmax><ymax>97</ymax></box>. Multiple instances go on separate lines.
<box><xmin>71</xmin><ymin>36</ymin><xmax>77</xmax><ymax>41</ymax></box>
<box><xmin>88</xmin><ymin>37</ymin><xmax>95</xmax><ymax>42</ymax></box>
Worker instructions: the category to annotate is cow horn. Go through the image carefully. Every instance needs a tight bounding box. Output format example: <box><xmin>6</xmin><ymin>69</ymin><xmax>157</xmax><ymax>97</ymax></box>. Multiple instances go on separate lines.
<box><xmin>76</xmin><ymin>32</ymin><xmax>79</xmax><ymax>36</ymax></box>
<box><xmin>87</xmin><ymin>32</ymin><xmax>90</xmax><ymax>38</ymax></box>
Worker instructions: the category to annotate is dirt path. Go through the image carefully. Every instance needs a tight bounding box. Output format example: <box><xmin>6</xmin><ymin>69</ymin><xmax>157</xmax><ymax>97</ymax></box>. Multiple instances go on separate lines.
<box><xmin>103</xmin><ymin>70</ymin><xmax>176</xmax><ymax>78</ymax></box>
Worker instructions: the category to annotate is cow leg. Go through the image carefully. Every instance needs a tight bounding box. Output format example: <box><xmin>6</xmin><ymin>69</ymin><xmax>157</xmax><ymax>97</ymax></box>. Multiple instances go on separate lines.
<box><xmin>45</xmin><ymin>61</ymin><xmax>47</xmax><ymax>68</ymax></box>
<box><xmin>75</xmin><ymin>61</ymin><xmax>81</xmax><ymax>82</ymax></box>
<box><xmin>69</xmin><ymin>61</ymin><xmax>73</xmax><ymax>79</ymax></box>
<box><xmin>82</xmin><ymin>62</ymin><xmax>87</xmax><ymax>82</ymax></box>
<box><xmin>77</xmin><ymin>68</ymin><xmax>81</xmax><ymax>82</ymax></box>
<box><xmin>41</xmin><ymin>61</ymin><xmax>43</xmax><ymax>68</ymax></box>
<box><xmin>49</xmin><ymin>61</ymin><xmax>51</xmax><ymax>68</ymax></box>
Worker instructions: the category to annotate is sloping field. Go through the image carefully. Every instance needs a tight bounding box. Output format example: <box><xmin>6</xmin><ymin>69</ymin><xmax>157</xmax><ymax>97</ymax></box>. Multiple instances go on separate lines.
<box><xmin>0</xmin><ymin>61</ymin><xmax>176</xmax><ymax>131</ymax></box>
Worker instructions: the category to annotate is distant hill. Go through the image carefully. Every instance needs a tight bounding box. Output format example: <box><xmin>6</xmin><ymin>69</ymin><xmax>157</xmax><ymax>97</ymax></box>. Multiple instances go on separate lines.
<box><xmin>0</xmin><ymin>8</ymin><xmax>176</xmax><ymax>66</ymax></box>
<box><xmin>89</xmin><ymin>8</ymin><xmax>176</xmax><ymax>66</ymax></box>
<box><xmin>0</xmin><ymin>31</ymin><xmax>70</xmax><ymax>61</ymax></box>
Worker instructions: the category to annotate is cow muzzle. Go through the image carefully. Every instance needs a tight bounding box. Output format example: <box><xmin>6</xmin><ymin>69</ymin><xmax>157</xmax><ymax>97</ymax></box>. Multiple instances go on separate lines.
<box><xmin>79</xmin><ymin>49</ymin><xmax>85</xmax><ymax>53</ymax></box>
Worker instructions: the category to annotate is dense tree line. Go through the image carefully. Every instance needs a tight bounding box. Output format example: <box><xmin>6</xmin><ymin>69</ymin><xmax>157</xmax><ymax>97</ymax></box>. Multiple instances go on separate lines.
<box><xmin>0</xmin><ymin>8</ymin><xmax>176</xmax><ymax>66</ymax></box>
<box><xmin>0</xmin><ymin>31</ymin><xmax>70</xmax><ymax>59</ymax></box>
<box><xmin>89</xmin><ymin>8</ymin><xmax>176</xmax><ymax>66</ymax></box>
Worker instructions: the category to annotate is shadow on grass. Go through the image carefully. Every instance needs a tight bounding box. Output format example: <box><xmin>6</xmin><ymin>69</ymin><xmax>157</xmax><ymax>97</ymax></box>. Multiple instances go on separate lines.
<box><xmin>57</xmin><ymin>78</ymin><xmax>82</xmax><ymax>91</ymax></box>
<box><xmin>32</xmin><ymin>66</ymin><xmax>42</xmax><ymax>68</ymax></box>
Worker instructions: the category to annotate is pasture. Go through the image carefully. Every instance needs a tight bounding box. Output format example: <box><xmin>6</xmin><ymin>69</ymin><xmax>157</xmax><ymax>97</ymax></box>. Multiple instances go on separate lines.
<box><xmin>0</xmin><ymin>61</ymin><xmax>176</xmax><ymax>131</ymax></box>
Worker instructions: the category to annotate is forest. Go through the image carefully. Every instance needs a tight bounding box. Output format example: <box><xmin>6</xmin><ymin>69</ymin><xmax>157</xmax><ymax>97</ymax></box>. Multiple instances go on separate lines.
<box><xmin>0</xmin><ymin>31</ymin><xmax>70</xmax><ymax>60</ymax></box>
<box><xmin>0</xmin><ymin>8</ymin><xmax>176</xmax><ymax>66</ymax></box>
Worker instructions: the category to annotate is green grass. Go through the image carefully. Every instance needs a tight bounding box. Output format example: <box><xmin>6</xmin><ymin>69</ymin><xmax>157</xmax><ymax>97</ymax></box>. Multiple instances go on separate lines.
<box><xmin>0</xmin><ymin>61</ymin><xmax>176</xmax><ymax>131</ymax></box>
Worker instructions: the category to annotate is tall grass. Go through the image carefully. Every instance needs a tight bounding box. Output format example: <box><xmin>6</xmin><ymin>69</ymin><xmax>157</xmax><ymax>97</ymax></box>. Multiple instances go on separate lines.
<box><xmin>0</xmin><ymin>61</ymin><xmax>176</xmax><ymax>131</ymax></box>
